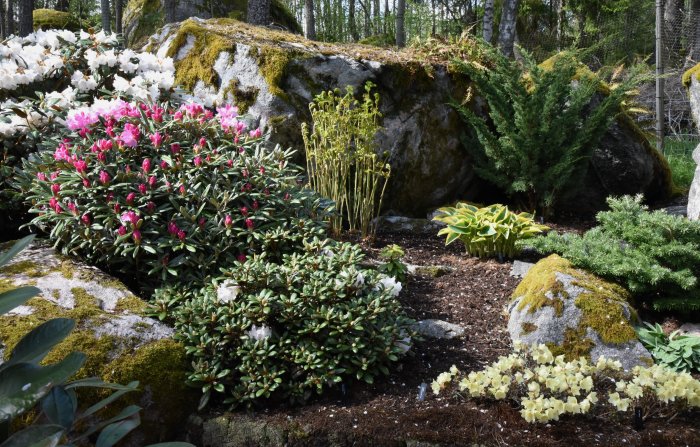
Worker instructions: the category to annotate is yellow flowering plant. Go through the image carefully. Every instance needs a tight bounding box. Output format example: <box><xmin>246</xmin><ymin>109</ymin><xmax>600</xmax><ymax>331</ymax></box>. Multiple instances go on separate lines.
<box><xmin>432</xmin><ymin>343</ymin><xmax>700</xmax><ymax>423</ymax></box>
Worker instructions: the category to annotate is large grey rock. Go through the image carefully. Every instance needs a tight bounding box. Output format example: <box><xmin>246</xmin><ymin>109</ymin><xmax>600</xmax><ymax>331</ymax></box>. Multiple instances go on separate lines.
<box><xmin>507</xmin><ymin>255</ymin><xmax>651</xmax><ymax>370</ymax></box>
<box><xmin>0</xmin><ymin>240</ymin><xmax>194</xmax><ymax>445</ymax></box>
<box><xmin>688</xmin><ymin>145</ymin><xmax>700</xmax><ymax>220</ymax></box>
<box><xmin>679</xmin><ymin>322</ymin><xmax>700</xmax><ymax>337</ymax></box>
<box><xmin>146</xmin><ymin>18</ymin><xmax>672</xmax><ymax>216</ymax></box>
<box><xmin>685</xmin><ymin>69</ymin><xmax>700</xmax><ymax>220</ymax></box>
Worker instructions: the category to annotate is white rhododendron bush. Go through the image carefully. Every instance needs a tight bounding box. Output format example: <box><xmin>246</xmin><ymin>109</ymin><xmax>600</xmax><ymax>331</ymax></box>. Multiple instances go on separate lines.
<box><xmin>432</xmin><ymin>343</ymin><xmax>700</xmax><ymax>423</ymax></box>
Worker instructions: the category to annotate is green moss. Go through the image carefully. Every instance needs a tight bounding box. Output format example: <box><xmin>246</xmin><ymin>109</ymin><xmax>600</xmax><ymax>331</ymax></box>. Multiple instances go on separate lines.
<box><xmin>166</xmin><ymin>18</ymin><xmax>234</xmax><ymax>91</ymax></box>
<box><xmin>546</xmin><ymin>327</ymin><xmax>595</xmax><ymax>361</ymax></box>
<box><xmin>254</xmin><ymin>45</ymin><xmax>294</xmax><ymax>100</ymax></box>
<box><xmin>0</xmin><ymin>260</ymin><xmax>43</xmax><ymax>277</ymax></box>
<box><xmin>104</xmin><ymin>339</ymin><xmax>196</xmax><ymax>433</ymax></box>
<box><xmin>521</xmin><ymin>322</ymin><xmax>537</xmax><ymax>335</ymax></box>
<box><xmin>33</xmin><ymin>8</ymin><xmax>80</xmax><ymax>31</ymax></box>
<box><xmin>574</xmin><ymin>284</ymin><xmax>638</xmax><ymax>345</ymax></box>
<box><xmin>222</xmin><ymin>79</ymin><xmax>260</xmax><ymax>114</ymax></box>
<box><xmin>512</xmin><ymin>254</ymin><xmax>570</xmax><ymax>316</ymax></box>
<box><xmin>682</xmin><ymin>63</ymin><xmax>700</xmax><ymax>88</ymax></box>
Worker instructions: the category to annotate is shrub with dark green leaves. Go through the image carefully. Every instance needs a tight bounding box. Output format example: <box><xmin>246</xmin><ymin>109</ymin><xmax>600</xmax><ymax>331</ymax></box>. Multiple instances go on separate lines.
<box><xmin>378</xmin><ymin>244</ymin><xmax>408</xmax><ymax>283</ymax></box>
<box><xmin>172</xmin><ymin>238</ymin><xmax>413</xmax><ymax>408</ymax></box>
<box><xmin>527</xmin><ymin>195</ymin><xmax>700</xmax><ymax>311</ymax></box>
<box><xmin>17</xmin><ymin>99</ymin><xmax>328</xmax><ymax>288</ymax></box>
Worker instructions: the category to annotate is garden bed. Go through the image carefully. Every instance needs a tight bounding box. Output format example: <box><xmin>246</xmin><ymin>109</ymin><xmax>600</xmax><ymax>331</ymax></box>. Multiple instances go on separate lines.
<box><xmin>191</xmin><ymin>229</ymin><xmax>700</xmax><ymax>447</ymax></box>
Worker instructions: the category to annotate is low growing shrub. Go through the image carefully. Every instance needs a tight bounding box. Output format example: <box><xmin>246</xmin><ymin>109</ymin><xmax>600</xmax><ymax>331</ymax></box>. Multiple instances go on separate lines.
<box><xmin>526</xmin><ymin>195</ymin><xmax>700</xmax><ymax>311</ymax></box>
<box><xmin>378</xmin><ymin>243</ymin><xmax>408</xmax><ymax>283</ymax></box>
<box><xmin>637</xmin><ymin>322</ymin><xmax>700</xmax><ymax>373</ymax></box>
<box><xmin>433</xmin><ymin>203</ymin><xmax>548</xmax><ymax>259</ymax></box>
<box><xmin>172</xmin><ymin>238</ymin><xmax>413</xmax><ymax>408</ymax></box>
<box><xmin>17</xmin><ymin>99</ymin><xmax>328</xmax><ymax>287</ymax></box>
<box><xmin>432</xmin><ymin>342</ymin><xmax>700</xmax><ymax>424</ymax></box>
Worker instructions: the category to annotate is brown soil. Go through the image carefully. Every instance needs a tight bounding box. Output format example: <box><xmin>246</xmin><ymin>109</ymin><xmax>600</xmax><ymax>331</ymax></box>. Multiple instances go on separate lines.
<box><xmin>201</xmin><ymin>229</ymin><xmax>700</xmax><ymax>447</ymax></box>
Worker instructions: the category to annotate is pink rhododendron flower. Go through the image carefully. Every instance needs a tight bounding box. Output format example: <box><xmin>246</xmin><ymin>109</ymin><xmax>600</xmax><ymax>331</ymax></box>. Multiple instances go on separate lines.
<box><xmin>120</xmin><ymin>211</ymin><xmax>139</xmax><ymax>225</ymax></box>
<box><xmin>259</xmin><ymin>166</ymin><xmax>265</xmax><ymax>175</ymax></box>
<box><xmin>227</xmin><ymin>160</ymin><xmax>233</xmax><ymax>167</ymax></box>
<box><xmin>193</xmin><ymin>156</ymin><xmax>202</xmax><ymax>166</ymax></box>
<box><xmin>99</xmin><ymin>170</ymin><xmax>111</xmax><ymax>185</ymax></box>
<box><xmin>249</xmin><ymin>128</ymin><xmax>262</xmax><ymax>138</ymax></box>
<box><xmin>97</xmin><ymin>152</ymin><xmax>107</xmax><ymax>163</ymax></box>
<box><xmin>138</xmin><ymin>184</ymin><xmax>147</xmax><ymax>194</ymax></box>
<box><xmin>180</xmin><ymin>103</ymin><xmax>204</xmax><ymax>117</ymax></box>
<box><xmin>114</xmin><ymin>203</ymin><xmax>121</xmax><ymax>214</ymax></box>
<box><xmin>91</xmin><ymin>139</ymin><xmax>113</xmax><ymax>153</ymax></box>
<box><xmin>117</xmin><ymin>225</ymin><xmax>127</xmax><ymax>236</ymax></box>
<box><xmin>170</xmin><ymin>143</ymin><xmax>181</xmax><ymax>154</ymax></box>
<box><xmin>240</xmin><ymin>207</ymin><xmax>248</xmax><ymax>216</ymax></box>
<box><xmin>245</xmin><ymin>218</ymin><xmax>254</xmax><ymax>229</ymax></box>
<box><xmin>82</xmin><ymin>179</ymin><xmax>90</xmax><ymax>187</ymax></box>
<box><xmin>142</xmin><ymin>158</ymin><xmax>152</xmax><ymax>173</ymax></box>
<box><xmin>237</xmin><ymin>254</ymin><xmax>247</xmax><ymax>263</ymax></box>
<box><xmin>224</xmin><ymin>214</ymin><xmax>232</xmax><ymax>227</ymax></box>
<box><xmin>198</xmin><ymin>217</ymin><xmax>206</xmax><ymax>228</ymax></box>
<box><xmin>106</xmin><ymin>193</ymin><xmax>114</xmax><ymax>202</ymax></box>
<box><xmin>51</xmin><ymin>183</ymin><xmax>61</xmax><ymax>195</ymax></box>
<box><xmin>49</xmin><ymin>197</ymin><xmax>61</xmax><ymax>213</ymax></box>
<box><xmin>146</xmin><ymin>201</ymin><xmax>156</xmax><ymax>214</ymax></box>
<box><xmin>66</xmin><ymin>110</ymin><xmax>99</xmax><ymax>131</ymax></box>
<box><xmin>126</xmin><ymin>192</ymin><xmax>136</xmax><ymax>205</ymax></box>
<box><xmin>177</xmin><ymin>230</ymin><xmax>186</xmax><ymax>241</ymax></box>
<box><xmin>173</xmin><ymin>111</ymin><xmax>183</xmax><ymax>121</ymax></box>
<box><xmin>148</xmin><ymin>176</ymin><xmax>157</xmax><ymax>188</ymax></box>
<box><xmin>252</xmin><ymin>200</ymin><xmax>259</xmax><ymax>210</ymax></box>
<box><xmin>36</xmin><ymin>172</ymin><xmax>47</xmax><ymax>181</ymax></box>
<box><xmin>167</xmin><ymin>221</ymin><xmax>179</xmax><ymax>235</ymax></box>
<box><xmin>67</xmin><ymin>202</ymin><xmax>78</xmax><ymax>215</ymax></box>
<box><xmin>160</xmin><ymin>160</ymin><xmax>169</xmax><ymax>169</ymax></box>
<box><xmin>149</xmin><ymin>133</ymin><xmax>164</xmax><ymax>148</ymax></box>
<box><xmin>118</xmin><ymin>123</ymin><xmax>140</xmax><ymax>147</ymax></box>
<box><xmin>132</xmin><ymin>230</ymin><xmax>142</xmax><ymax>244</ymax></box>
<box><xmin>179</xmin><ymin>185</ymin><xmax>186</xmax><ymax>195</ymax></box>
<box><xmin>54</xmin><ymin>143</ymin><xmax>71</xmax><ymax>162</ymax></box>
<box><xmin>81</xmin><ymin>214</ymin><xmax>91</xmax><ymax>225</ymax></box>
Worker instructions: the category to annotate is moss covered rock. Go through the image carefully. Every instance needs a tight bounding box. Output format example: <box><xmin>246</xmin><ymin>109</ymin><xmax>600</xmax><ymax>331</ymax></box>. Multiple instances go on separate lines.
<box><xmin>144</xmin><ymin>18</ymin><xmax>673</xmax><ymax>217</ymax></box>
<box><xmin>0</xmin><ymin>240</ymin><xmax>196</xmax><ymax>445</ymax></box>
<box><xmin>683</xmin><ymin>64</ymin><xmax>700</xmax><ymax>221</ymax></box>
<box><xmin>507</xmin><ymin>255</ymin><xmax>651</xmax><ymax>370</ymax></box>
<box><xmin>123</xmin><ymin>0</ymin><xmax>300</xmax><ymax>48</ymax></box>
<box><xmin>33</xmin><ymin>8</ymin><xmax>80</xmax><ymax>31</ymax></box>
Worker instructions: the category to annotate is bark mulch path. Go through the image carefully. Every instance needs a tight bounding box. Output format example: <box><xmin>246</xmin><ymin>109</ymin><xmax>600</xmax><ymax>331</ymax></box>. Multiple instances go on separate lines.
<box><xmin>202</xmin><ymin>229</ymin><xmax>699</xmax><ymax>447</ymax></box>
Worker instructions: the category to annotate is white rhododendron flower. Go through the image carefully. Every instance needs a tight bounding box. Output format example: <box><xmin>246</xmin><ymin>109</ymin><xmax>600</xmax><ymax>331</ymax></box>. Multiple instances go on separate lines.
<box><xmin>375</xmin><ymin>276</ymin><xmax>402</xmax><ymax>297</ymax></box>
<box><xmin>247</xmin><ymin>324</ymin><xmax>272</xmax><ymax>341</ymax></box>
<box><xmin>217</xmin><ymin>280</ymin><xmax>240</xmax><ymax>304</ymax></box>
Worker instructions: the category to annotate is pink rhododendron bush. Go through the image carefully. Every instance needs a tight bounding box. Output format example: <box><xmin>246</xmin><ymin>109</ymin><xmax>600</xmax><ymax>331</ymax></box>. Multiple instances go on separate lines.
<box><xmin>17</xmin><ymin>99</ymin><xmax>329</xmax><ymax>286</ymax></box>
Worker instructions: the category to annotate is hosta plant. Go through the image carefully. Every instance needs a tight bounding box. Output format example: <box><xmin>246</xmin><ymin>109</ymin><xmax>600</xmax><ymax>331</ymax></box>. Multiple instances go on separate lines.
<box><xmin>0</xmin><ymin>236</ymin><xmax>192</xmax><ymax>447</ymax></box>
<box><xmin>637</xmin><ymin>323</ymin><xmax>700</xmax><ymax>373</ymax></box>
<box><xmin>172</xmin><ymin>238</ymin><xmax>413</xmax><ymax>408</ymax></box>
<box><xmin>17</xmin><ymin>99</ymin><xmax>329</xmax><ymax>288</ymax></box>
<box><xmin>433</xmin><ymin>203</ymin><xmax>549</xmax><ymax>259</ymax></box>
<box><xmin>432</xmin><ymin>342</ymin><xmax>700</xmax><ymax>424</ymax></box>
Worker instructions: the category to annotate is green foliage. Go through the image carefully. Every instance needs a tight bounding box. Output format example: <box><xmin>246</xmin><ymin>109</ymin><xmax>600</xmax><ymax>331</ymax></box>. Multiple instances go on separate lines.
<box><xmin>452</xmin><ymin>45</ymin><xmax>642</xmax><ymax>215</ymax></box>
<box><xmin>663</xmin><ymin>137</ymin><xmax>697</xmax><ymax>192</ymax></box>
<box><xmin>0</xmin><ymin>236</ymin><xmax>192</xmax><ymax>446</ymax></box>
<box><xmin>17</xmin><ymin>101</ymin><xmax>328</xmax><ymax>289</ymax></box>
<box><xmin>434</xmin><ymin>203</ymin><xmax>548</xmax><ymax>259</ymax></box>
<box><xmin>302</xmin><ymin>83</ymin><xmax>390</xmax><ymax>238</ymax></box>
<box><xmin>172</xmin><ymin>238</ymin><xmax>413</xmax><ymax>408</ymax></box>
<box><xmin>527</xmin><ymin>195</ymin><xmax>700</xmax><ymax>312</ymax></box>
<box><xmin>637</xmin><ymin>323</ymin><xmax>700</xmax><ymax>374</ymax></box>
<box><xmin>32</xmin><ymin>9</ymin><xmax>80</xmax><ymax>31</ymax></box>
<box><xmin>378</xmin><ymin>244</ymin><xmax>408</xmax><ymax>283</ymax></box>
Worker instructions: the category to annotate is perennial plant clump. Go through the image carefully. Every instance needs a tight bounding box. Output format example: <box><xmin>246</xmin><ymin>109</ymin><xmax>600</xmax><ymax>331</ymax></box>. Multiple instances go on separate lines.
<box><xmin>18</xmin><ymin>99</ymin><xmax>329</xmax><ymax>287</ymax></box>
<box><xmin>432</xmin><ymin>342</ymin><xmax>700</xmax><ymax>424</ymax></box>
<box><xmin>172</xmin><ymin>238</ymin><xmax>413</xmax><ymax>408</ymax></box>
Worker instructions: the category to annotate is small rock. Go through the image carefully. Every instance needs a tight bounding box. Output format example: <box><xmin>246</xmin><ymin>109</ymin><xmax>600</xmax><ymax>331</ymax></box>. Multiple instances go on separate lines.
<box><xmin>413</xmin><ymin>319</ymin><xmax>465</xmax><ymax>339</ymax></box>
<box><xmin>679</xmin><ymin>323</ymin><xmax>700</xmax><ymax>337</ymax></box>
<box><xmin>408</xmin><ymin>264</ymin><xmax>453</xmax><ymax>278</ymax></box>
<box><xmin>376</xmin><ymin>216</ymin><xmax>442</xmax><ymax>233</ymax></box>
<box><xmin>509</xmin><ymin>260</ymin><xmax>535</xmax><ymax>278</ymax></box>
<box><xmin>661</xmin><ymin>205</ymin><xmax>688</xmax><ymax>217</ymax></box>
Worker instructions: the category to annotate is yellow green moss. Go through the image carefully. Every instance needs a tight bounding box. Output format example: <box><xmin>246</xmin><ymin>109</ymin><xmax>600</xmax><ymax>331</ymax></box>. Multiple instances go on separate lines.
<box><xmin>546</xmin><ymin>327</ymin><xmax>595</xmax><ymax>361</ymax></box>
<box><xmin>512</xmin><ymin>254</ymin><xmax>571</xmax><ymax>316</ymax></box>
<box><xmin>222</xmin><ymin>79</ymin><xmax>260</xmax><ymax>113</ymax></box>
<box><xmin>574</xmin><ymin>283</ymin><xmax>638</xmax><ymax>345</ymax></box>
<box><xmin>254</xmin><ymin>45</ymin><xmax>295</xmax><ymax>100</ymax></box>
<box><xmin>0</xmin><ymin>260</ymin><xmax>43</xmax><ymax>277</ymax></box>
<box><xmin>682</xmin><ymin>63</ymin><xmax>700</xmax><ymax>88</ymax></box>
<box><xmin>33</xmin><ymin>8</ymin><xmax>80</xmax><ymax>31</ymax></box>
<box><xmin>166</xmin><ymin>19</ymin><xmax>234</xmax><ymax>91</ymax></box>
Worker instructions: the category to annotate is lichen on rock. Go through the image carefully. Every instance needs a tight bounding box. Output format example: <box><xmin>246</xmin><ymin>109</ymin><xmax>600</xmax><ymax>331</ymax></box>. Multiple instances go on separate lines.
<box><xmin>507</xmin><ymin>255</ymin><xmax>650</xmax><ymax>369</ymax></box>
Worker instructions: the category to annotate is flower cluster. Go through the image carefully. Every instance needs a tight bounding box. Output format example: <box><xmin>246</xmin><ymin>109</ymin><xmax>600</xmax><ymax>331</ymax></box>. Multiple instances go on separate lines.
<box><xmin>18</xmin><ymin>98</ymin><xmax>329</xmax><ymax>287</ymax></box>
<box><xmin>172</xmin><ymin>239</ymin><xmax>414</xmax><ymax>407</ymax></box>
<box><xmin>432</xmin><ymin>343</ymin><xmax>700</xmax><ymax>423</ymax></box>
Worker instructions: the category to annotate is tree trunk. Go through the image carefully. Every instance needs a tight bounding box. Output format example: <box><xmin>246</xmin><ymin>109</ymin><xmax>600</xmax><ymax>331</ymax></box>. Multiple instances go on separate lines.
<box><xmin>497</xmin><ymin>0</ymin><xmax>519</xmax><ymax>57</ymax></box>
<box><xmin>115</xmin><ymin>0</ymin><xmax>123</xmax><ymax>34</ymax></box>
<box><xmin>304</xmin><ymin>0</ymin><xmax>315</xmax><ymax>39</ymax></box>
<box><xmin>5</xmin><ymin>0</ymin><xmax>14</xmax><ymax>37</ymax></box>
<box><xmin>17</xmin><ymin>0</ymin><xmax>32</xmax><ymax>37</ymax></box>
<box><xmin>101</xmin><ymin>0</ymin><xmax>111</xmax><ymax>33</ymax></box>
<box><xmin>55</xmin><ymin>0</ymin><xmax>68</xmax><ymax>11</ymax></box>
<box><xmin>0</xmin><ymin>0</ymin><xmax>5</xmax><ymax>39</ymax></box>
<box><xmin>373</xmin><ymin>0</ymin><xmax>379</xmax><ymax>34</ymax></box>
<box><xmin>349</xmin><ymin>0</ymin><xmax>358</xmax><ymax>41</ymax></box>
<box><xmin>482</xmin><ymin>0</ymin><xmax>494</xmax><ymax>43</ymax></box>
<box><xmin>247</xmin><ymin>0</ymin><xmax>271</xmax><ymax>26</ymax></box>
<box><xmin>396</xmin><ymin>0</ymin><xmax>405</xmax><ymax>47</ymax></box>
<box><xmin>689</xmin><ymin>0</ymin><xmax>700</xmax><ymax>63</ymax></box>
<box><xmin>431</xmin><ymin>0</ymin><xmax>435</xmax><ymax>36</ymax></box>
<box><xmin>554</xmin><ymin>0</ymin><xmax>564</xmax><ymax>49</ymax></box>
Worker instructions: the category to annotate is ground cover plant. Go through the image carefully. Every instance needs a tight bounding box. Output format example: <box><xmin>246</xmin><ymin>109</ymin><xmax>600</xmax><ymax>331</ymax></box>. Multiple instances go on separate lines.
<box><xmin>17</xmin><ymin>99</ymin><xmax>328</xmax><ymax>287</ymax></box>
<box><xmin>452</xmin><ymin>45</ymin><xmax>644</xmax><ymax>216</ymax></box>
<box><xmin>527</xmin><ymin>195</ymin><xmax>700</xmax><ymax>311</ymax></box>
<box><xmin>172</xmin><ymin>238</ymin><xmax>413</xmax><ymax>408</ymax></box>
<box><xmin>432</xmin><ymin>342</ymin><xmax>700</xmax><ymax>424</ymax></box>
<box><xmin>433</xmin><ymin>203</ymin><xmax>548</xmax><ymax>259</ymax></box>
<box><xmin>637</xmin><ymin>322</ymin><xmax>700</xmax><ymax>373</ymax></box>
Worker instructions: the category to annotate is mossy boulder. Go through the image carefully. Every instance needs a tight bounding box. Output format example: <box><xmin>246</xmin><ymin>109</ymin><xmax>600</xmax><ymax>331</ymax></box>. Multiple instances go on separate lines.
<box><xmin>33</xmin><ymin>8</ymin><xmax>80</xmax><ymax>31</ymax></box>
<box><xmin>145</xmin><ymin>18</ymin><xmax>673</xmax><ymax>217</ymax></box>
<box><xmin>123</xmin><ymin>0</ymin><xmax>301</xmax><ymax>48</ymax></box>
<box><xmin>507</xmin><ymin>255</ymin><xmax>651</xmax><ymax>370</ymax></box>
<box><xmin>0</xmin><ymin>240</ymin><xmax>196</xmax><ymax>445</ymax></box>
